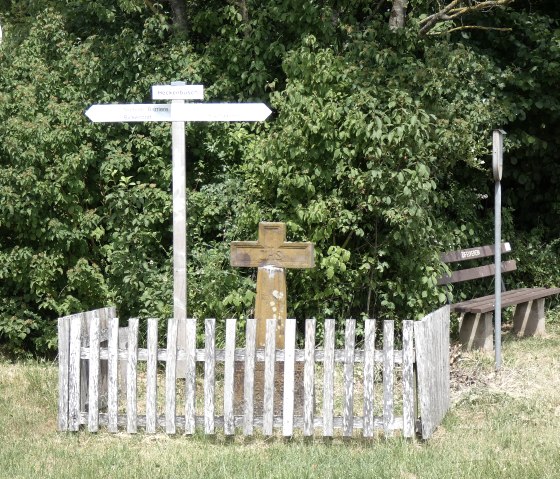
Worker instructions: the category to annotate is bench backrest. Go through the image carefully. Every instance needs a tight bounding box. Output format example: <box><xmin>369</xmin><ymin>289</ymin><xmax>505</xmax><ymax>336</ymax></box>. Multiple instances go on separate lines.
<box><xmin>437</xmin><ymin>242</ymin><xmax>516</xmax><ymax>286</ymax></box>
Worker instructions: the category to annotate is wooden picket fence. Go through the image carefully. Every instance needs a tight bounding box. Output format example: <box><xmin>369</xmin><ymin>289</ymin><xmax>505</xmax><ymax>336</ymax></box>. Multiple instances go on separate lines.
<box><xmin>58</xmin><ymin>306</ymin><xmax>449</xmax><ymax>439</ymax></box>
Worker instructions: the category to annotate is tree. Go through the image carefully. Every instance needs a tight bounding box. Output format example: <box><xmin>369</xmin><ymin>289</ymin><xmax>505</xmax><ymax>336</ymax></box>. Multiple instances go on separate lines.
<box><xmin>0</xmin><ymin>0</ymin><xmax>559</xmax><ymax>355</ymax></box>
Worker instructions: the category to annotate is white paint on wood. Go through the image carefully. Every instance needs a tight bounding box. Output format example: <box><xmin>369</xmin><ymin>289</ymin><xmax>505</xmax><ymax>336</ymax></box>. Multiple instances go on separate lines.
<box><xmin>263</xmin><ymin>318</ymin><xmax>276</xmax><ymax>436</ymax></box>
<box><xmin>223</xmin><ymin>318</ymin><xmax>236</xmax><ymax>435</ymax></box>
<box><xmin>204</xmin><ymin>319</ymin><xmax>216</xmax><ymax>434</ymax></box>
<box><xmin>126</xmin><ymin>318</ymin><xmax>139</xmax><ymax>433</ymax></box>
<box><xmin>402</xmin><ymin>320</ymin><xmax>415</xmax><ymax>438</ymax></box>
<box><xmin>243</xmin><ymin>318</ymin><xmax>257</xmax><ymax>435</ymax></box>
<box><xmin>58</xmin><ymin>313</ymin><xmax>450</xmax><ymax>439</ymax></box>
<box><xmin>383</xmin><ymin>320</ymin><xmax>395</xmax><ymax>437</ymax></box>
<box><xmin>85</xmin><ymin>102</ymin><xmax>272</xmax><ymax>123</ymax></box>
<box><xmin>322</xmin><ymin>318</ymin><xmax>335</xmax><ymax>437</ymax></box>
<box><xmin>414</xmin><ymin>306</ymin><xmax>450</xmax><ymax>439</ymax></box>
<box><xmin>282</xmin><ymin>318</ymin><xmax>296</xmax><ymax>437</ymax></box>
<box><xmin>343</xmin><ymin>319</ymin><xmax>356</xmax><ymax>437</ymax></box>
<box><xmin>107</xmin><ymin>317</ymin><xmax>119</xmax><ymax>433</ymax></box>
<box><xmin>152</xmin><ymin>84</ymin><xmax>204</xmax><ymax>100</ymax></box>
<box><xmin>87</xmin><ymin>312</ymin><xmax>100</xmax><ymax>432</ymax></box>
<box><xmin>363</xmin><ymin>319</ymin><xmax>376</xmax><ymax>437</ymax></box>
<box><xmin>171</xmin><ymin>103</ymin><xmax>272</xmax><ymax>122</ymax></box>
<box><xmin>304</xmin><ymin>318</ymin><xmax>316</xmax><ymax>436</ymax></box>
<box><xmin>184</xmin><ymin>317</ymin><xmax>197</xmax><ymax>434</ymax></box>
<box><xmin>57</xmin><ymin>316</ymin><xmax>71</xmax><ymax>431</ymax></box>
<box><xmin>165</xmin><ymin>317</ymin><xmax>178</xmax><ymax>434</ymax></box>
<box><xmin>68</xmin><ymin>315</ymin><xmax>82</xmax><ymax>432</ymax></box>
<box><xmin>172</xmin><ymin>94</ymin><xmax>187</xmax><ymax>326</ymax></box>
<box><xmin>146</xmin><ymin>318</ymin><xmax>158</xmax><ymax>433</ymax></box>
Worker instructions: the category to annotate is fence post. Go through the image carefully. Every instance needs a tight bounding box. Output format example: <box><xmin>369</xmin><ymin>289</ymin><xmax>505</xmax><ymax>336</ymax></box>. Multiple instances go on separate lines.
<box><xmin>126</xmin><ymin>318</ymin><xmax>139</xmax><ymax>434</ymax></box>
<box><xmin>87</xmin><ymin>312</ymin><xmax>100</xmax><ymax>432</ymax></box>
<box><xmin>363</xmin><ymin>319</ymin><xmax>376</xmax><ymax>437</ymax></box>
<box><xmin>57</xmin><ymin>316</ymin><xmax>71</xmax><ymax>431</ymax></box>
<box><xmin>146</xmin><ymin>318</ymin><xmax>158</xmax><ymax>434</ymax></box>
<box><xmin>342</xmin><ymin>319</ymin><xmax>356</xmax><ymax>437</ymax></box>
<box><xmin>383</xmin><ymin>321</ymin><xmax>395</xmax><ymax>438</ymax></box>
<box><xmin>322</xmin><ymin>318</ymin><xmax>335</xmax><ymax>437</ymax></box>
<box><xmin>204</xmin><ymin>318</ymin><xmax>216</xmax><ymax>435</ymax></box>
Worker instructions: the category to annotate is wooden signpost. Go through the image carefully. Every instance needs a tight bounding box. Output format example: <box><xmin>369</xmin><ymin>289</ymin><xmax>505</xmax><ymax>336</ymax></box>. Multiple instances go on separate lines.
<box><xmin>85</xmin><ymin>83</ymin><xmax>272</xmax><ymax>330</ymax></box>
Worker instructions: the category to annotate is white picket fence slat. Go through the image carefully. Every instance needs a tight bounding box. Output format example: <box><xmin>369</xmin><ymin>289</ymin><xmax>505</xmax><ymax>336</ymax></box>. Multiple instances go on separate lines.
<box><xmin>58</xmin><ymin>306</ymin><xmax>450</xmax><ymax>439</ymax></box>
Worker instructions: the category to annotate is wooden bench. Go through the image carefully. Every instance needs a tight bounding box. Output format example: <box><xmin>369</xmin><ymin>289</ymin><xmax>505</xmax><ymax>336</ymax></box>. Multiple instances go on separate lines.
<box><xmin>438</xmin><ymin>242</ymin><xmax>560</xmax><ymax>350</ymax></box>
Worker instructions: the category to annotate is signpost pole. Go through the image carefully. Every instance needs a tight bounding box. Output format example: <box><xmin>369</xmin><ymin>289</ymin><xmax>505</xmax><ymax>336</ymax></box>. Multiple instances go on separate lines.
<box><xmin>493</xmin><ymin>129</ymin><xmax>505</xmax><ymax>371</ymax></box>
<box><xmin>171</xmin><ymin>81</ymin><xmax>187</xmax><ymax>321</ymax></box>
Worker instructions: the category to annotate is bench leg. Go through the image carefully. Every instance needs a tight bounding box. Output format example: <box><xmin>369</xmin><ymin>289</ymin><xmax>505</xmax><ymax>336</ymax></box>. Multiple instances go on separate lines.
<box><xmin>459</xmin><ymin>312</ymin><xmax>494</xmax><ymax>351</ymax></box>
<box><xmin>513</xmin><ymin>299</ymin><xmax>545</xmax><ymax>337</ymax></box>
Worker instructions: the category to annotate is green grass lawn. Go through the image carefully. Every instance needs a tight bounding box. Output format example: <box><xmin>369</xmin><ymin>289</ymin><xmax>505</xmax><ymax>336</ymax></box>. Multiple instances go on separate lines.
<box><xmin>1</xmin><ymin>317</ymin><xmax>559</xmax><ymax>479</ymax></box>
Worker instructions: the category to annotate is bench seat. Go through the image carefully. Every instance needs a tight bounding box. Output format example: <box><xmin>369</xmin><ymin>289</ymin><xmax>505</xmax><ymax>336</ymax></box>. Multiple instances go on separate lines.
<box><xmin>452</xmin><ymin>287</ymin><xmax>560</xmax><ymax>314</ymax></box>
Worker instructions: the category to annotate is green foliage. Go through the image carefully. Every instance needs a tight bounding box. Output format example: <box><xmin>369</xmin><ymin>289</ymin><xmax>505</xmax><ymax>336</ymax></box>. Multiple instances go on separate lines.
<box><xmin>0</xmin><ymin>0</ymin><xmax>558</xmax><ymax>353</ymax></box>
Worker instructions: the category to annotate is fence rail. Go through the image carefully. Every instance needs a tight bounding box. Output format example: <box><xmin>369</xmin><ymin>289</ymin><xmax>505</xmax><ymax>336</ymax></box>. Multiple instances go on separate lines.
<box><xmin>58</xmin><ymin>306</ymin><xmax>450</xmax><ymax>439</ymax></box>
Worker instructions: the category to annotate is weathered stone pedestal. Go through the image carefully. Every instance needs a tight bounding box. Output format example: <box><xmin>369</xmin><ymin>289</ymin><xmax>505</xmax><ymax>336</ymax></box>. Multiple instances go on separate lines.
<box><xmin>458</xmin><ymin>312</ymin><xmax>494</xmax><ymax>351</ymax></box>
<box><xmin>513</xmin><ymin>298</ymin><xmax>545</xmax><ymax>336</ymax></box>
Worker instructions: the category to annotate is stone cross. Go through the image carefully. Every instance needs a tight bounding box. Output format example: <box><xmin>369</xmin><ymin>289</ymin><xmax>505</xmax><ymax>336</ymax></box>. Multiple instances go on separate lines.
<box><xmin>230</xmin><ymin>222</ymin><xmax>314</xmax><ymax>347</ymax></box>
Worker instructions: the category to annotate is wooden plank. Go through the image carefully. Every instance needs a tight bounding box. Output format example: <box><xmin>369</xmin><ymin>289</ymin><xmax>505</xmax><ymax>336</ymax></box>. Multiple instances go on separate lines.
<box><xmin>303</xmin><ymin>318</ymin><xmax>316</xmax><ymax>437</ymax></box>
<box><xmin>223</xmin><ymin>318</ymin><xmax>236</xmax><ymax>436</ymax></box>
<box><xmin>414</xmin><ymin>306</ymin><xmax>451</xmax><ymax>439</ymax></box>
<box><xmin>440</xmin><ymin>242</ymin><xmax>511</xmax><ymax>263</ymax></box>
<box><xmin>263</xmin><ymin>318</ymin><xmax>276</xmax><ymax>436</ymax></box>
<box><xmin>342</xmin><ymin>319</ymin><xmax>356</xmax><ymax>437</ymax></box>
<box><xmin>98</xmin><ymin>307</ymin><xmax>114</xmax><ymax>409</ymax></box>
<box><xmin>107</xmin><ymin>317</ymin><xmax>119</xmax><ymax>433</ymax></box>
<box><xmin>414</xmin><ymin>313</ymin><xmax>430</xmax><ymax>439</ymax></box>
<box><xmin>437</xmin><ymin>260</ymin><xmax>516</xmax><ymax>285</ymax></box>
<box><xmin>68</xmin><ymin>314</ymin><xmax>82</xmax><ymax>432</ymax></box>
<box><xmin>146</xmin><ymin>318</ymin><xmax>158</xmax><ymax>434</ymax></box>
<box><xmin>383</xmin><ymin>320</ymin><xmax>395</xmax><ymax>438</ymax></box>
<box><xmin>282</xmin><ymin>318</ymin><xmax>297</xmax><ymax>437</ymax></box>
<box><xmin>204</xmin><ymin>318</ymin><xmax>216</xmax><ymax>434</ymax></box>
<box><xmin>363</xmin><ymin>318</ymin><xmax>376</xmax><ymax>438</ymax></box>
<box><xmin>165</xmin><ymin>317</ymin><xmax>178</xmax><ymax>434</ymax></box>
<box><xmin>184</xmin><ymin>317</ymin><xmax>197</xmax><ymax>434</ymax></box>
<box><xmin>402</xmin><ymin>320</ymin><xmax>415</xmax><ymax>438</ymax></box>
<box><xmin>87</xmin><ymin>312</ymin><xmax>100</xmax><ymax>432</ymax></box>
<box><xmin>126</xmin><ymin>318</ymin><xmax>139</xmax><ymax>433</ymax></box>
<box><xmin>452</xmin><ymin>288</ymin><xmax>531</xmax><ymax>312</ymax></box>
<box><xmin>243</xmin><ymin>318</ymin><xmax>257</xmax><ymax>436</ymax></box>
<box><xmin>57</xmin><ymin>316</ymin><xmax>71</xmax><ymax>431</ymax></box>
<box><xmin>453</xmin><ymin>287</ymin><xmax>560</xmax><ymax>314</ymax></box>
<box><xmin>118</xmin><ymin>327</ymin><xmax>129</xmax><ymax>394</ymax></box>
<box><xmin>90</xmin><ymin>345</ymin><xmax>405</xmax><ymax>364</ymax></box>
<box><xmin>322</xmin><ymin>318</ymin><xmax>335</xmax><ymax>437</ymax></box>
<box><xmin>87</xmin><ymin>412</ymin><xmax>405</xmax><ymax>431</ymax></box>
<box><xmin>441</xmin><ymin>307</ymin><xmax>451</xmax><ymax>418</ymax></box>
<box><xmin>79</xmin><ymin>313</ymin><xmax>89</xmax><ymax>414</ymax></box>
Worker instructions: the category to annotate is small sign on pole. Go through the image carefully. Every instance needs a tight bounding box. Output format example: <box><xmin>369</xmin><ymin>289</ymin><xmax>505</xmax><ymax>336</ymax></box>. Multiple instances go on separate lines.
<box><xmin>152</xmin><ymin>84</ymin><xmax>204</xmax><ymax>100</ymax></box>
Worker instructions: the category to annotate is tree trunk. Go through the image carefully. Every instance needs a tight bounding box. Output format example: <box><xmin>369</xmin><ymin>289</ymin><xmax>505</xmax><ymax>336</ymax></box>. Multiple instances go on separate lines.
<box><xmin>389</xmin><ymin>0</ymin><xmax>408</xmax><ymax>30</ymax></box>
<box><xmin>167</xmin><ymin>0</ymin><xmax>188</xmax><ymax>34</ymax></box>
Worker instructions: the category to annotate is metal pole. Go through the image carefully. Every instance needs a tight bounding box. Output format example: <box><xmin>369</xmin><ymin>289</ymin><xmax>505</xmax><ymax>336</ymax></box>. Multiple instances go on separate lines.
<box><xmin>493</xmin><ymin>129</ymin><xmax>504</xmax><ymax>371</ymax></box>
<box><xmin>171</xmin><ymin>81</ymin><xmax>187</xmax><ymax>320</ymax></box>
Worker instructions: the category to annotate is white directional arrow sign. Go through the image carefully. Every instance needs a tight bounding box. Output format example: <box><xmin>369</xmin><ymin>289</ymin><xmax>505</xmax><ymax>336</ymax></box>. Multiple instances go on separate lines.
<box><xmin>85</xmin><ymin>103</ymin><xmax>272</xmax><ymax>123</ymax></box>
<box><xmin>170</xmin><ymin>103</ymin><xmax>272</xmax><ymax>122</ymax></box>
<box><xmin>85</xmin><ymin>104</ymin><xmax>171</xmax><ymax>122</ymax></box>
